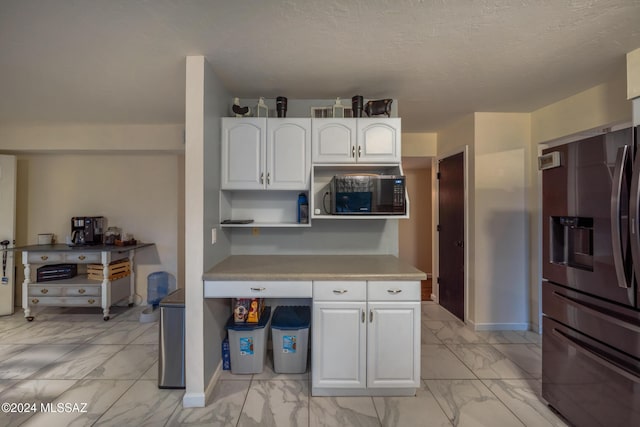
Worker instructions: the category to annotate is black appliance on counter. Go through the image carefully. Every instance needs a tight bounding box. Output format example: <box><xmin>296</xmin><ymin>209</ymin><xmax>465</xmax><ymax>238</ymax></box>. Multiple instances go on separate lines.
<box><xmin>71</xmin><ymin>216</ymin><xmax>105</xmax><ymax>246</ymax></box>
<box><xmin>540</xmin><ymin>126</ymin><xmax>640</xmax><ymax>427</ymax></box>
<box><xmin>330</xmin><ymin>174</ymin><xmax>405</xmax><ymax>215</ymax></box>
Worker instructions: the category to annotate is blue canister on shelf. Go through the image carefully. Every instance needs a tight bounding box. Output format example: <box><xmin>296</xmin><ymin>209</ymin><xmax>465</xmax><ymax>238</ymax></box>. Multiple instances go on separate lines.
<box><xmin>297</xmin><ymin>193</ymin><xmax>308</xmax><ymax>224</ymax></box>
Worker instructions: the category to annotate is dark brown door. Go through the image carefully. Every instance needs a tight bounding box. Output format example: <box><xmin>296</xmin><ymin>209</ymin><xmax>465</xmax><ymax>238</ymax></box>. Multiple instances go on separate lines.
<box><xmin>438</xmin><ymin>152</ymin><xmax>465</xmax><ymax>320</ymax></box>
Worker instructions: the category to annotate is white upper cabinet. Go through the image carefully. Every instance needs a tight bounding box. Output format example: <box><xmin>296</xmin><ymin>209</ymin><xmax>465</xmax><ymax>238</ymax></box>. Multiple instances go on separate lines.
<box><xmin>312</xmin><ymin>118</ymin><xmax>401</xmax><ymax>164</ymax></box>
<box><xmin>357</xmin><ymin>118</ymin><xmax>401</xmax><ymax>163</ymax></box>
<box><xmin>267</xmin><ymin>118</ymin><xmax>311</xmax><ymax>189</ymax></box>
<box><xmin>222</xmin><ymin>118</ymin><xmax>310</xmax><ymax>190</ymax></box>
<box><xmin>312</xmin><ymin>119</ymin><xmax>357</xmax><ymax>164</ymax></box>
<box><xmin>221</xmin><ymin>118</ymin><xmax>265</xmax><ymax>189</ymax></box>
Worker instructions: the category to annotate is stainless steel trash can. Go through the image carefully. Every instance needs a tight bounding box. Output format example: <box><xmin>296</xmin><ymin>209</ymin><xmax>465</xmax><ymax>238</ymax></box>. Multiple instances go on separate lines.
<box><xmin>158</xmin><ymin>288</ymin><xmax>185</xmax><ymax>389</ymax></box>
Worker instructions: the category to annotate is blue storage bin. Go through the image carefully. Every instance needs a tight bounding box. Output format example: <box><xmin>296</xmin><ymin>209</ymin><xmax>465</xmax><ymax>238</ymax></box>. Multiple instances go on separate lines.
<box><xmin>271</xmin><ymin>306</ymin><xmax>310</xmax><ymax>374</ymax></box>
<box><xmin>225</xmin><ymin>306</ymin><xmax>271</xmax><ymax>374</ymax></box>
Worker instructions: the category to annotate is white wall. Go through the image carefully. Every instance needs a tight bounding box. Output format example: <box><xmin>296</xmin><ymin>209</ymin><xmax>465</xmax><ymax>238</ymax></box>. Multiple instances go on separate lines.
<box><xmin>183</xmin><ymin>56</ymin><xmax>232</xmax><ymax>407</ymax></box>
<box><xmin>9</xmin><ymin>151</ymin><xmax>181</xmax><ymax>306</ymax></box>
<box><xmin>473</xmin><ymin>113</ymin><xmax>530</xmax><ymax>330</ymax></box>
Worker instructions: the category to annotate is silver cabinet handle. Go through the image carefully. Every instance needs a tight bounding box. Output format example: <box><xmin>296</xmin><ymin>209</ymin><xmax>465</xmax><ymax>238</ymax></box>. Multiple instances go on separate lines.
<box><xmin>267</xmin><ymin>172</ymin><xmax>271</xmax><ymax>185</ymax></box>
<box><xmin>260</xmin><ymin>173</ymin><xmax>264</xmax><ymax>184</ymax></box>
<box><xmin>88</xmin><ymin>299</ymin><xmax>96</xmax><ymax>304</ymax></box>
<box><xmin>250</xmin><ymin>287</ymin><xmax>266</xmax><ymax>292</ymax></box>
<box><xmin>351</xmin><ymin>146</ymin><xmax>356</xmax><ymax>158</ymax></box>
<box><xmin>40</xmin><ymin>288</ymin><xmax>48</xmax><ymax>294</ymax></box>
<box><xmin>358</xmin><ymin>146</ymin><xmax>362</xmax><ymax>157</ymax></box>
<box><xmin>332</xmin><ymin>289</ymin><xmax>348</xmax><ymax>294</ymax></box>
<box><xmin>31</xmin><ymin>298</ymin><xmax>39</xmax><ymax>304</ymax></box>
<box><xmin>387</xmin><ymin>289</ymin><xmax>403</xmax><ymax>294</ymax></box>
<box><xmin>369</xmin><ymin>310</ymin><xmax>373</xmax><ymax>323</ymax></box>
<box><xmin>78</xmin><ymin>255</ymin><xmax>86</xmax><ymax>261</ymax></box>
<box><xmin>361</xmin><ymin>310</ymin><xmax>365</xmax><ymax>323</ymax></box>
<box><xmin>40</xmin><ymin>255</ymin><xmax>48</xmax><ymax>261</ymax></box>
<box><xmin>78</xmin><ymin>288</ymin><xmax>86</xmax><ymax>294</ymax></box>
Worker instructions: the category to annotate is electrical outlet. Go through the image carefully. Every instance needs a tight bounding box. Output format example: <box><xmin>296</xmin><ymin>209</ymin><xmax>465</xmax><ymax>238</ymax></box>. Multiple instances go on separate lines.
<box><xmin>252</xmin><ymin>227</ymin><xmax>260</xmax><ymax>236</ymax></box>
<box><xmin>211</xmin><ymin>227</ymin><xmax>217</xmax><ymax>244</ymax></box>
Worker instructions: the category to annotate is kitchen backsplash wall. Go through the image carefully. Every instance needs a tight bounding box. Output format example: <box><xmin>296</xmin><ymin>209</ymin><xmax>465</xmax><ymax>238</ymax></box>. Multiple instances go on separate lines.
<box><xmin>229</xmin><ymin>219</ymin><xmax>398</xmax><ymax>255</ymax></box>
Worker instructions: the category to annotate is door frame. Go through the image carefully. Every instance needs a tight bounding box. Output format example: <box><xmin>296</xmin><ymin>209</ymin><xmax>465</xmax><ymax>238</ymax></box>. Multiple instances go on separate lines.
<box><xmin>434</xmin><ymin>145</ymin><xmax>469</xmax><ymax>322</ymax></box>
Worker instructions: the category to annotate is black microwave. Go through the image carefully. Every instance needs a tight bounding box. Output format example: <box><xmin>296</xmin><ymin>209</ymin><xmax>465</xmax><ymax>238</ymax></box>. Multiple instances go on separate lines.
<box><xmin>330</xmin><ymin>174</ymin><xmax>406</xmax><ymax>215</ymax></box>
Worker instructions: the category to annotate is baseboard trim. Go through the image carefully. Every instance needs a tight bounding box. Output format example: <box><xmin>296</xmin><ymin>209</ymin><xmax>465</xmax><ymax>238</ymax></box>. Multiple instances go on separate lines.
<box><xmin>470</xmin><ymin>321</ymin><xmax>529</xmax><ymax>331</ymax></box>
<box><xmin>182</xmin><ymin>361</ymin><xmax>223</xmax><ymax>408</ymax></box>
<box><xmin>182</xmin><ymin>392</ymin><xmax>205</xmax><ymax>408</ymax></box>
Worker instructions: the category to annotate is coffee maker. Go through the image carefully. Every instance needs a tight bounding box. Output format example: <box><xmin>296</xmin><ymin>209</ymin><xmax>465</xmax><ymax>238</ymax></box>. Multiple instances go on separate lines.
<box><xmin>71</xmin><ymin>217</ymin><xmax>105</xmax><ymax>246</ymax></box>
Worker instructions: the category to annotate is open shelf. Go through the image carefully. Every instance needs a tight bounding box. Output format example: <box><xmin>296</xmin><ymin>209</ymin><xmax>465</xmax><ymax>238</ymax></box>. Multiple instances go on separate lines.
<box><xmin>220</xmin><ymin>190</ymin><xmax>311</xmax><ymax>228</ymax></box>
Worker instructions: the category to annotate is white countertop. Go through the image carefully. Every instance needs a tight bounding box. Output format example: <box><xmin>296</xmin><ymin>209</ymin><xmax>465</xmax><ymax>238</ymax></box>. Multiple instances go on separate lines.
<box><xmin>203</xmin><ymin>255</ymin><xmax>426</xmax><ymax>281</ymax></box>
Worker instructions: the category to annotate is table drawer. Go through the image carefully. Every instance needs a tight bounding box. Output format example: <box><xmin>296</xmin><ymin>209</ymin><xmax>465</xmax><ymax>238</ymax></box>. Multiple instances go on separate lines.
<box><xmin>367</xmin><ymin>281</ymin><xmax>420</xmax><ymax>301</ymax></box>
<box><xmin>64</xmin><ymin>286</ymin><xmax>101</xmax><ymax>297</ymax></box>
<box><xmin>313</xmin><ymin>281</ymin><xmax>367</xmax><ymax>301</ymax></box>
<box><xmin>28</xmin><ymin>285</ymin><xmax>64</xmax><ymax>297</ymax></box>
<box><xmin>27</xmin><ymin>252</ymin><xmax>64</xmax><ymax>263</ymax></box>
<box><xmin>204</xmin><ymin>281</ymin><xmax>312</xmax><ymax>298</ymax></box>
<box><xmin>64</xmin><ymin>252</ymin><xmax>101</xmax><ymax>263</ymax></box>
<box><xmin>28</xmin><ymin>296</ymin><xmax>101</xmax><ymax>306</ymax></box>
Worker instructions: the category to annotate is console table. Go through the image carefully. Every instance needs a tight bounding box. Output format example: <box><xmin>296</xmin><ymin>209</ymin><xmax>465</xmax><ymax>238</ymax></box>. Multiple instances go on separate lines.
<box><xmin>14</xmin><ymin>243</ymin><xmax>153</xmax><ymax>321</ymax></box>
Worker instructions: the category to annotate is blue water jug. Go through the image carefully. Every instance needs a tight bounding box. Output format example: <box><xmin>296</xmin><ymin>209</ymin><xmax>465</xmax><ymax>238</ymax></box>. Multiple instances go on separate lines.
<box><xmin>297</xmin><ymin>193</ymin><xmax>308</xmax><ymax>224</ymax></box>
<box><xmin>147</xmin><ymin>271</ymin><xmax>170</xmax><ymax>307</ymax></box>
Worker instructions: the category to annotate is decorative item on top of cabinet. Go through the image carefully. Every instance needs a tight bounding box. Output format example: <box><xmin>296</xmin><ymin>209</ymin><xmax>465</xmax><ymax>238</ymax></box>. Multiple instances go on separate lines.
<box><xmin>364</xmin><ymin>99</ymin><xmax>393</xmax><ymax>117</ymax></box>
<box><xmin>255</xmin><ymin>97</ymin><xmax>269</xmax><ymax>118</ymax></box>
<box><xmin>232</xmin><ymin>97</ymin><xmax>252</xmax><ymax>117</ymax></box>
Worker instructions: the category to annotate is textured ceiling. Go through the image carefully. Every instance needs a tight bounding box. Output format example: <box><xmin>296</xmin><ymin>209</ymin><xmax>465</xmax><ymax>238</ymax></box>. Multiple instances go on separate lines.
<box><xmin>0</xmin><ymin>0</ymin><xmax>639</xmax><ymax>133</ymax></box>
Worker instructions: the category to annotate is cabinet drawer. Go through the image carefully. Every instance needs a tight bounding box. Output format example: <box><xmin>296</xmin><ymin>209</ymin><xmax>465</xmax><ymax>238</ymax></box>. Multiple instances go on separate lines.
<box><xmin>313</xmin><ymin>281</ymin><xmax>366</xmax><ymax>301</ymax></box>
<box><xmin>367</xmin><ymin>281</ymin><xmax>420</xmax><ymax>301</ymax></box>
<box><xmin>204</xmin><ymin>281</ymin><xmax>312</xmax><ymax>298</ymax></box>
<box><xmin>64</xmin><ymin>286</ymin><xmax>101</xmax><ymax>297</ymax></box>
<box><xmin>64</xmin><ymin>252</ymin><xmax>101</xmax><ymax>263</ymax></box>
<box><xmin>28</xmin><ymin>286</ymin><xmax>64</xmax><ymax>297</ymax></box>
<box><xmin>27</xmin><ymin>252</ymin><xmax>64</xmax><ymax>263</ymax></box>
<box><xmin>28</xmin><ymin>296</ymin><xmax>101</xmax><ymax>306</ymax></box>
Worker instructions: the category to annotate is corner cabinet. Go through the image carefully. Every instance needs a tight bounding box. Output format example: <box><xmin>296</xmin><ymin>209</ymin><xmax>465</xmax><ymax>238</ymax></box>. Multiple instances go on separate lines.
<box><xmin>221</xmin><ymin>117</ymin><xmax>311</xmax><ymax>190</ymax></box>
<box><xmin>311</xmin><ymin>280</ymin><xmax>421</xmax><ymax>396</ymax></box>
<box><xmin>312</xmin><ymin>118</ymin><xmax>401</xmax><ymax>164</ymax></box>
<box><xmin>220</xmin><ymin>117</ymin><xmax>312</xmax><ymax>228</ymax></box>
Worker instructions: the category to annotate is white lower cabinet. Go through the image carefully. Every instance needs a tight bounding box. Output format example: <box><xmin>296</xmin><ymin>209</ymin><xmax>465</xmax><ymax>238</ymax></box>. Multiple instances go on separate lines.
<box><xmin>312</xmin><ymin>280</ymin><xmax>420</xmax><ymax>395</ymax></box>
<box><xmin>312</xmin><ymin>301</ymin><xmax>367</xmax><ymax>389</ymax></box>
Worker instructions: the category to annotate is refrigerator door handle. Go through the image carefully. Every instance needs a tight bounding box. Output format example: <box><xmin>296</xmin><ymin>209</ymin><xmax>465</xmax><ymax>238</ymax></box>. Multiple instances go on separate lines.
<box><xmin>552</xmin><ymin>327</ymin><xmax>640</xmax><ymax>383</ymax></box>
<box><xmin>630</xmin><ymin>139</ymin><xmax>640</xmax><ymax>285</ymax></box>
<box><xmin>611</xmin><ymin>145</ymin><xmax>631</xmax><ymax>289</ymax></box>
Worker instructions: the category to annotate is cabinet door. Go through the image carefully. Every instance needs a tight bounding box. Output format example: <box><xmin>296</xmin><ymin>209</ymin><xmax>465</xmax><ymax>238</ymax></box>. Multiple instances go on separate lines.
<box><xmin>221</xmin><ymin>118</ymin><xmax>266</xmax><ymax>189</ymax></box>
<box><xmin>267</xmin><ymin>118</ymin><xmax>311</xmax><ymax>189</ymax></box>
<box><xmin>356</xmin><ymin>118</ymin><xmax>401</xmax><ymax>163</ymax></box>
<box><xmin>312</xmin><ymin>301</ymin><xmax>366</xmax><ymax>389</ymax></box>
<box><xmin>312</xmin><ymin>119</ymin><xmax>357</xmax><ymax>164</ymax></box>
<box><xmin>367</xmin><ymin>301</ymin><xmax>420</xmax><ymax>388</ymax></box>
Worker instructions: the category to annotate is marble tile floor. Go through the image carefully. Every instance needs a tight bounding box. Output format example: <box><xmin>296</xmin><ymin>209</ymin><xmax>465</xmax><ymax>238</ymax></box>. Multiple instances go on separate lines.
<box><xmin>0</xmin><ymin>303</ymin><xmax>569</xmax><ymax>427</ymax></box>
